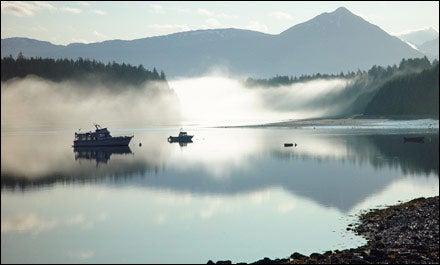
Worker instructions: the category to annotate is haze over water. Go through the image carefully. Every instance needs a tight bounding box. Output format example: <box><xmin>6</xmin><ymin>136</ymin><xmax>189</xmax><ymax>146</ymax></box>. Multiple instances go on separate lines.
<box><xmin>170</xmin><ymin>75</ymin><xmax>353</xmax><ymax>126</ymax></box>
<box><xmin>1</xmin><ymin>2</ymin><xmax>439</xmax><ymax>263</ymax></box>
<box><xmin>2</xmin><ymin>71</ymin><xmax>440</xmax><ymax>263</ymax></box>
<box><xmin>1</xmin><ymin>118</ymin><xmax>439</xmax><ymax>263</ymax></box>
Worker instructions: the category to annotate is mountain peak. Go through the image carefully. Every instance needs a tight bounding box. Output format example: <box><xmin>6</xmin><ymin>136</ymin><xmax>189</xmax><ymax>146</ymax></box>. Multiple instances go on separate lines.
<box><xmin>280</xmin><ymin>6</ymin><xmax>366</xmax><ymax>36</ymax></box>
<box><xmin>320</xmin><ymin>6</ymin><xmax>361</xmax><ymax>22</ymax></box>
<box><xmin>332</xmin><ymin>6</ymin><xmax>352</xmax><ymax>15</ymax></box>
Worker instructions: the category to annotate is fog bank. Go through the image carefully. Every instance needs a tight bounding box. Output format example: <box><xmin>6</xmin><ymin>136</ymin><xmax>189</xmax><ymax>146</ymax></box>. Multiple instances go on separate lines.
<box><xmin>170</xmin><ymin>74</ymin><xmax>354</xmax><ymax>126</ymax></box>
<box><xmin>1</xmin><ymin>76</ymin><xmax>181</xmax><ymax>131</ymax></box>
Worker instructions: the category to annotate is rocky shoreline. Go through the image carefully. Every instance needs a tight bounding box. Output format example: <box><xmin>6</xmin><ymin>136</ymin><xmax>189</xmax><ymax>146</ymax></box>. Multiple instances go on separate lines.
<box><xmin>208</xmin><ymin>196</ymin><xmax>439</xmax><ymax>264</ymax></box>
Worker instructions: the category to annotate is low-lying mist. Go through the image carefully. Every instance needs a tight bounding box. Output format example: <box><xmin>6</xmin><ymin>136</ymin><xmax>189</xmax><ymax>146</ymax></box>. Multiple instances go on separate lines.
<box><xmin>2</xmin><ymin>73</ymin><xmax>359</xmax><ymax>131</ymax></box>
<box><xmin>170</xmin><ymin>74</ymin><xmax>355</xmax><ymax>126</ymax></box>
<box><xmin>1</xmin><ymin>76</ymin><xmax>181</xmax><ymax>131</ymax></box>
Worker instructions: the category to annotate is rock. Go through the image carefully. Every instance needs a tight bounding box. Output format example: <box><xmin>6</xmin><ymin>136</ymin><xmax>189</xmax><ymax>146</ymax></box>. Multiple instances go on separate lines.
<box><xmin>216</xmin><ymin>260</ymin><xmax>232</xmax><ymax>264</ymax></box>
<box><xmin>309</xmin><ymin>253</ymin><xmax>325</xmax><ymax>260</ymax></box>
<box><xmin>208</xmin><ymin>196</ymin><xmax>439</xmax><ymax>264</ymax></box>
<box><xmin>290</xmin><ymin>252</ymin><xmax>307</xmax><ymax>260</ymax></box>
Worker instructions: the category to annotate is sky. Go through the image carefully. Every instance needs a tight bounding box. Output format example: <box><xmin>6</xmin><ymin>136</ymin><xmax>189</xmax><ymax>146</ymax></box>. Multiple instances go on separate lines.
<box><xmin>1</xmin><ymin>1</ymin><xmax>439</xmax><ymax>45</ymax></box>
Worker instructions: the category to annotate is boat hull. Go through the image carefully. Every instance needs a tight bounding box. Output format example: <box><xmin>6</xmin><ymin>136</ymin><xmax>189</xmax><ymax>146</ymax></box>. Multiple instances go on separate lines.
<box><xmin>73</xmin><ymin>136</ymin><xmax>133</xmax><ymax>147</ymax></box>
<box><xmin>403</xmin><ymin>136</ymin><xmax>425</xmax><ymax>143</ymax></box>
<box><xmin>168</xmin><ymin>136</ymin><xmax>193</xmax><ymax>143</ymax></box>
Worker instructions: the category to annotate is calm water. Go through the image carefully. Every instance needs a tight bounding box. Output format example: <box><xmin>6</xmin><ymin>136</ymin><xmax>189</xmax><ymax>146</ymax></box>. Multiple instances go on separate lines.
<box><xmin>1</xmin><ymin>125</ymin><xmax>439</xmax><ymax>263</ymax></box>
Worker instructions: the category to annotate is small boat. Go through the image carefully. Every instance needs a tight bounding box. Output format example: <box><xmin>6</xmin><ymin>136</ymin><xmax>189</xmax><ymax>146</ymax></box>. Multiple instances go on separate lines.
<box><xmin>168</xmin><ymin>130</ymin><xmax>193</xmax><ymax>143</ymax></box>
<box><xmin>73</xmin><ymin>124</ymin><xmax>133</xmax><ymax>147</ymax></box>
<box><xmin>403</xmin><ymin>136</ymin><xmax>425</xmax><ymax>143</ymax></box>
<box><xmin>284</xmin><ymin>143</ymin><xmax>293</xmax><ymax>147</ymax></box>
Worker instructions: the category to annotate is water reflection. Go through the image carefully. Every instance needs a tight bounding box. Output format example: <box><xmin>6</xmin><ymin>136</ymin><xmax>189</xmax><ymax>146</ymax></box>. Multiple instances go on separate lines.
<box><xmin>2</xmin><ymin>127</ymin><xmax>439</xmax><ymax>264</ymax></box>
<box><xmin>367</xmin><ymin>133</ymin><xmax>438</xmax><ymax>176</ymax></box>
<box><xmin>73</xmin><ymin>146</ymin><xmax>133</xmax><ymax>166</ymax></box>
<box><xmin>1</xmin><ymin>128</ymin><xmax>438</xmax><ymax>212</ymax></box>
<box><xmin>168</xmin><ymin>139</ymin><xmax>193</xmax><ymax>147</ymax></box>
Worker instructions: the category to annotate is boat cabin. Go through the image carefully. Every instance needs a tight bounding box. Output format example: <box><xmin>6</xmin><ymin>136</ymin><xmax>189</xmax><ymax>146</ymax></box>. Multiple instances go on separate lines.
<box><xmin>74</xmin><ymin>124</ymin><xmax>112</xmax><ymax>141</ymax></box>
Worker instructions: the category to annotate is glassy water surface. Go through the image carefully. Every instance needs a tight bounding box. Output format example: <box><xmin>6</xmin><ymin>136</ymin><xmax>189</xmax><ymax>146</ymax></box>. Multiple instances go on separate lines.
<box><xmin>1</xmin><ymin>125</ymin><xmax>439</xmax><ymax>263</ymax></box>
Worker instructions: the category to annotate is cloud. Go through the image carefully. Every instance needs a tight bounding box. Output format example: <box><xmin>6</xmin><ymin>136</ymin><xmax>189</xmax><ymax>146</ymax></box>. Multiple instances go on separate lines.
<box><xmin>196</xmin><ymin>8</ymin><xmax>236</xmax><ymax>20</ymax></box>
<box><xmin>244</xmin><ymin>20</ymin><xmax>269</xmax><ymax>33</ymax></box>
<box><xmin>216</xmin><ymin>13</ymin><xmax>237</xmax><ymax>20</ymax></box>
<box><xmin>1</xmin><ymin>1</ymin><xmax>90</xmax><ymax>17</ymax></box>
<box><xmin>150</xmin><ymin>3</ymin><xmax>164</xmax><ymax>14</ymax></box>
<box><xmin>68</xmin><ymin>250</ymin><xmax>95</xmax><ymax>260</ymax></box>
<box><xmin>1</xmin><ymin>213</ymin><xmax>58</xmax><ymax>235</ymax></box>
<box><xmin>93</xmin><ymin>30</ymin><xmax>107</xmax><ymax>38</ymax></box>
<box><xmin>33</xmin><ymin>1</ymin><xmax>57</xmax><ymax>11</ymax></box>
<box><xmin>147</xmin><ymin>24</ymin><xmax>191</xmax><ymax>35</ymax></box>
<box><xmin>71</xmin><ymin>37</ymin><xmax>91</xmax><ymax>44</ymax></box>
<box><xmin>154</xmin><ymin>213</ymin><xmax>167</xmax><ymax>224</ymax></box>
<box><xmin>93</xmin><ymin>9</ymin><xmax>106</xmax><ymax>15</ymax></box>
<box><xmin>77</xmin><ymin>2</ymin><xmax>91</xmax><ymax>7</ymax></box>
<box><xmin>66</xmin><ymin>214</ymin><xmax>86</xmax><ymax>226</ymax></box>
<box><xmin>205</xmin><ymin>18</ymin><xmax>222</xmax><ymax>28</ymax></box>
<box><xmin>77</xmin><ymin>251</ymin><xmax>94</xmax><ymax>260</ymax></box>
<box><xmin>277</xmin><ymin>202</ymin><xmax>296</xmax><ymax>214</ymax></box>
<box><xmin>61</xmin><ymin>6</ymin><xmax>82</xmax><ymax>14</ymax></box>
<box><xmin>269</xmin><ymin>11</ymin><xmax>293</xmax><ymax>20</ymax></box>
<box><xmin>174</xmin><ymin>7</ymin><xmax>191</xmax><ymax>13</ymax></box>
<box><xmin>30</xmin><ymin>25</ymin><xmax>49</xmax><ymax>32</ymax></box>
<box><xmin>197</xmin><ymin>8</ymin><xmax>213</xmax><ymax>16</ymax></box>
<box><xmin>1</xmin><ymin>2</ymin><xmax>87</xmax><ymax>17</ymax></box>
<box><xmin>1</xmin><ymin>1</ymin><xmax>54</xmax><ymax>17</ymax></box>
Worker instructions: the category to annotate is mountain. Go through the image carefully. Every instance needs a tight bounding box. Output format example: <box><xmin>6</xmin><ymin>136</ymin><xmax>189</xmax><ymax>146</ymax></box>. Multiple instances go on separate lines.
<box><xmin>418</xmin><ymin>37</ymin><xmax>439</xmax><ymax>60</ymax></box>
<box><xmin>397</xmin><ymin>27</ymin><xmax>439</xmax><ymax>46</ymax></box>
<box><xmin>397</xmin><ymin>27</ymin><xmax>439</xmax><ymax>60</ymax></box>
<box><xmin>0</xmin><ymin>37</ymin><xmax>65</xmax><ymax>58</ymax></box>
<box><xmin>272</xmin><ymin>7</ymin><xmax>423</xmax><ymax>77</ymax></box>
<box><xmin>1</xmin><ymin>7</ymin><xmax>424</xmax><ymax>78</ymax></box>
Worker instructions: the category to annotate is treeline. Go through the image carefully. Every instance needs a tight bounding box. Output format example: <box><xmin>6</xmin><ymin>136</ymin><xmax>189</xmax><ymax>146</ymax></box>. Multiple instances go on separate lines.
<box><xmin>364</xmin><ymin>62</ymin><xmax>439</xmax><ymax>117</ymax></box>
<box><xmin>1</xmin><ymin>53</ymin><xmax>167</xmax><ymax>86</ymax></box>
<box><xmin>244</xmin><ymin>56</ymin><xmax>435</xmax><ymax>87</ymax></box>
<box><xmin>244</xmin><ymin>56</ymin><xmax>438</xmax><ymax>116</ymax></box>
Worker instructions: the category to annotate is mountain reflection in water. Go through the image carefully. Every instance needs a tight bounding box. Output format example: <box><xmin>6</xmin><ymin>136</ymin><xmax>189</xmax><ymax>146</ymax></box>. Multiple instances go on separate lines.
<box><xmin>1</xmin><ymin>128</ymin><xmax>438</xmax><ymax>212</ymax></box>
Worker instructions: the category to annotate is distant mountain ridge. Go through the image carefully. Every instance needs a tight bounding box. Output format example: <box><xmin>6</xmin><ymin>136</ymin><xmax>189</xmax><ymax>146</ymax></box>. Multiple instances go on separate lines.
<box><xmin>397</xmin><ymin>27</ymin><xmax>439</xmax><ymax>60</ymax></box>
<box><xmin>397</xmin><ymin>27</ymin><xmax>439</xmax><ymax>46</ymax></box>
<box><xmin>1</xmin><ymin>7</ymin><xmax>425</xmax><ymax>78</ymax></box>
<box><xmin>417</xmin><ymin>37</ymin><xmax>439</xmax><ymax>60</ymax></box>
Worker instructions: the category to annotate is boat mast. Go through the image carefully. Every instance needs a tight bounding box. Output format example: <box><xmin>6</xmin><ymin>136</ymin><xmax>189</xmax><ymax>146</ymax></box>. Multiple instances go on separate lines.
<box><xmin>94</xmin><ymin>123</ymin><xmax>102</xmax><ymax>130</ymax></box>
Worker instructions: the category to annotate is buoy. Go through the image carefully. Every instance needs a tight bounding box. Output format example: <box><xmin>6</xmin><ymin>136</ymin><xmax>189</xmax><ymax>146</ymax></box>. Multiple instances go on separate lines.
<box><xmin>139</xmin><ymin>142</ymin><xmax>142</xmax><ymax>147</ymax></box>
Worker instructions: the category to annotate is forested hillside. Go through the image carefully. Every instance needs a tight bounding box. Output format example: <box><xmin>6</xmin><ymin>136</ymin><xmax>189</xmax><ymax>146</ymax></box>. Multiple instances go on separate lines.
<box><xmin>1</xmin><ymin>53</ymin><xmax>167</xmax><ymax>87</ymax></box>
<box><xmin>244</xmin><ymin>57</ymin><xmax>437</xmax><ymax>116</ymax></box>
<box><xmin>364</xmin><ymin>62</ymin><xmax>439</xmax><ymax>117</ymax></box>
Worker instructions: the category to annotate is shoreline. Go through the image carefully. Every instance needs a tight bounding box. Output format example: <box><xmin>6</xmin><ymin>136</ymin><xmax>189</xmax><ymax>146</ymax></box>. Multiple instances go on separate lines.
<box><xmin>220</xmin><ymin>116</ymin><xmax>439</xmax><ymax>129</ymax></box>
<box><xmin>209</xmin><ymin>195</ymin><xmax>439</xmax><ymax>264</ymax></box>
